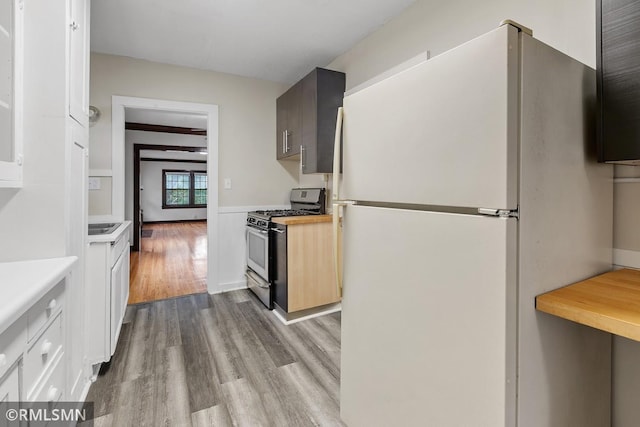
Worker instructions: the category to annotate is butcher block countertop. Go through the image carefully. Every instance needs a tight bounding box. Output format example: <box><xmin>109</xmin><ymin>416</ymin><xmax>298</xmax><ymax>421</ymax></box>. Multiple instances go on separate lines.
<box><xmin>271</xmin><ymin>214</ymin><xmax>332</xmax><ymax>225</ymax></box>
<box><xmin>536</xmin><ymin>269</ymin><xmax>640</xmax><ymax>341</ymax></box>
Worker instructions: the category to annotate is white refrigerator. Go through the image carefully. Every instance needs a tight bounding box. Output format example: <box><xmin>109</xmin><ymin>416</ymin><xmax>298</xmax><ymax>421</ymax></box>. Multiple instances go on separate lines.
<box><xmin>333</xmin><ymin>23</ymin><xmax>613</xmax><ymax>427</ymax></box>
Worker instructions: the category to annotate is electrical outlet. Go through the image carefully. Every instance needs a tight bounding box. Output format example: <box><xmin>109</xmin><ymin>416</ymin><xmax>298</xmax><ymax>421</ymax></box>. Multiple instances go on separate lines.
<box><xmin>224</xmin><ymin>178</ymin><xmax>232</xmax><ymax>189</ymax></box>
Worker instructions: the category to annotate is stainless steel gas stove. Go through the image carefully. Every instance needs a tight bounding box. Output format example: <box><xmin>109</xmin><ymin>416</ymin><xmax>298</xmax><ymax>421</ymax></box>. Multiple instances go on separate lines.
<box><xmin>245</xmin><ymin>188</ymin><xmax>326</xmax><ymax>309</ymax></box>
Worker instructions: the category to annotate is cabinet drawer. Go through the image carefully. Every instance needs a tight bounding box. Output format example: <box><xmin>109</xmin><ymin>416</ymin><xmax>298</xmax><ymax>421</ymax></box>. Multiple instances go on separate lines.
<box><xmin>0</xmin><ymin>362</ymin><xmax>20</xmax><ymax>403</ymax></box>
<box><xmin>0</xmin><ymin>317</ymin><xmax>26</xmax><ymax>379</ymax></box>
<box><xmin>24</xmin><ymin>311</ymin><xmax>63</xmax><ymax>399</ymax></box>
<box><xmin>110</xmin><ymin>234</ymin><xmax>128</xmax><ymax>266</ymax></box>
<box><xmin>27</xmin><ymin>281</ymin><xmax>65</xmax><ymax>341</ymax></box>
<box><xmin>28</xmin><ymin>352</ymin><xmax>64</xmax><ymax>404</ymax></box>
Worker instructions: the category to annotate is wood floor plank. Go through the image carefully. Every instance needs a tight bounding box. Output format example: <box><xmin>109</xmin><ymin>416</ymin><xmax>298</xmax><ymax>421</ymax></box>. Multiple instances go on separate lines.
<box><xmin>109</xmin><ymin>375</ymin><xmax>156</xmax><ymax>427</ymax></box>
<box><xmin>176</xmin><ymin>295</ymin><xmax>223</xmax><ymax>412</ymax></box>
<box><xmin>280</xmin><ymin>362</ymin><xmax>346</xmax><ymax>427</ymax></box>
<box><xmin>236</xmin><ymin>300</ymin><xmax>297</xmax><ymax>368</ymax></box>
<box><xmin>221</xmin><ymin>378</ymin><xmax>270</xmax><ymax>427</ymax></box>
<box><xmin>255</xmin><ymin>364</ymin><xmax>319</xmax><ymax>426</ymax></box>
<box><xmin>129</xmin><ymin>221</ymin><xmax>207</xmax><ymax>304</ymax></box>
<box><xmin>151</xmin><ymin>346</ymin><xmax>192</xmax><ymax>426</ymax></box>
<box><xmin>86</xmin><ymin>321</ymin><xmax>134</xmax><ymax>417</ymax></box>
<box><xmin>191</xmin><ymin>404</ymin><xmax>234</xmax><ymax>427</ymax></box>
<box><xmin>259</xmin><ymin>307</ymin><xmax>341</xmax><ymax>406</ymax></box>
<box><xmin>201</xmin><ymin>307</ymin><xmax>248</xmax><ymax>384</ymax></box>
<box><xmin>85</xmin><ymin>291</ymin><xmax>343</xmax><ymax>426</ymax></box>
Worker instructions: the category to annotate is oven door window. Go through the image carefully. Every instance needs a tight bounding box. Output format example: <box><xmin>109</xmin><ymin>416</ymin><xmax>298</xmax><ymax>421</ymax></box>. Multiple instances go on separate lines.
<box><xmin>248</xmin><ymin>232</ymin><xmax>266</xmax><ymax>269</ymax></box>
<box><xmin>247</xmin><ymin>227</ymin><xmax>269</xmax><ymax>280</ymax></box>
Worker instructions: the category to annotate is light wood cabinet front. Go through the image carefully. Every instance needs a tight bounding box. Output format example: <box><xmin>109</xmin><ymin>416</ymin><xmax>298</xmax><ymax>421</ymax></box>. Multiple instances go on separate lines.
<box><xmin>286</xmin><ymin>221</ymin><xmax>339</xmax><ymax>312</ymax></box>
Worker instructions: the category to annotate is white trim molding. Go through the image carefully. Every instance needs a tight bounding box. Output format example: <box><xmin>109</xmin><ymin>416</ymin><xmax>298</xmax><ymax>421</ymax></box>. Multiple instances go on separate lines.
<box><xmin>613</xmin><ymin>249</ymin><xmax>640</xmax><ymax>269</ymax></box>
<box><xmin>614</xmin><ymin>178</ymin><xmax>640</xmax><ymax>184</ymax></box>
<box><xmin>210</xmin><ymin>280</ymin><xmax>248</xmax><ymax>294</ymax></box>
<box><xmin>111</xmin><ymin>96</ymin><xmax>220</xmax><ymax>292</ymax></box>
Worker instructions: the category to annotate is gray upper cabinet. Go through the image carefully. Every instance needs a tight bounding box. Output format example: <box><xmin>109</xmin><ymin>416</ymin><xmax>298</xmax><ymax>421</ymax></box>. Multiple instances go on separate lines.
<box><xmin>301</xmin><ymin>68</ymin><xmax>345</xmax><ymax>174</ymax></box>
<box><xmin>276</xmin><ymin>81</ymin><xmax>302</xmax><ymax>159</ymax></box>
<box><xmin>597</xmin><ymin>0</ymin><xmax>640</xmax><ymax>163</ymax></box>
<box><xmin>276</xmin><ymin>68</ymin><xmax>345</xmax><ymax>173</ymax></box>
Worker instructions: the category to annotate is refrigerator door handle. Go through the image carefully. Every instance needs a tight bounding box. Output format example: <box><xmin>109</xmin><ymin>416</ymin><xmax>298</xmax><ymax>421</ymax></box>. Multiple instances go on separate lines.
<box><xmin>333</xmin><ymin>107</ymin><xmax>345</xmax><ymax>296</ymax></box>
<box><xmin>478</xmin><ymin>207</ymin><xmax>519</xmax><ymax>219</ymax></box>
<box><xmin>332</xmin><ymin>200</ymin><xmax>355</xmax><ymax>298</ymax></box>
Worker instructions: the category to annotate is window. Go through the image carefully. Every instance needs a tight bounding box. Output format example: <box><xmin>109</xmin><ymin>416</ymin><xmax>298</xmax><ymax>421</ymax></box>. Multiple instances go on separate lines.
<box><xmin>162</xmin><ymin>170</ymin><xmax>207</xmax><ymax>208</ymax></box>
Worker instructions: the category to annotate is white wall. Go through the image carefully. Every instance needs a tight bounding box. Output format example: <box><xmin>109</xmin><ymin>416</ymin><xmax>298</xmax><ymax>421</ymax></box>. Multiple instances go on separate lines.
<box><xmin>140</xmin><ymin>160</ymin><xmax>207</xmax><ymax>222</ymax></box>
<box><xmin>90</xmin><ymin>54</ymin><xmax>303</xmax><ymax>291</ymax></box>
<box><xmin>328</xmin><ymin>0</ymin><xmax>596</xmax><ymax>89</ymax></box>
<box><xmin>89</xmin><ymin>53</ymin><xmax>299</xmax><ymax>211</ymax></box>
<box><xmin>611</xmin><ymin>165</ymin><xmax>640</xmax><ymax>426</ymax></box>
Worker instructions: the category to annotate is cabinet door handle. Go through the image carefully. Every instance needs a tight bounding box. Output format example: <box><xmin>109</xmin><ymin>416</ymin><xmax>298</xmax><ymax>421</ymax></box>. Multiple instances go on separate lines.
<box><xmin>70</xmin><ymin>21</ymin><xmax>79</xmax><ymax>31</ymax></box>
<box><xmin>269</xmin><ymin>227</ymin><xmax>285</xmax><ymax>234</ymax></box>
<box><xmin>285</xmin><ymin>130</ymin><xmax>289</xmax><ymax>152</ymax></box>
<box><xmin>301</xmin><ymin>145</ymin><xmax>305</xmax><ymax>172</ymax></box>
<box><xmin>41</xmin><ymin>340</ymin><xmax>53</xmax><ymax>356</ymax></box>
<box><xmin>282</xmin><ymin>131</ymin><xmax>286</xmax><ymax>154</ymax></box>
<box><xmin>47</xmin><ymin>386</ymin><xmax>59</xmax><ymax>402</ymax></box>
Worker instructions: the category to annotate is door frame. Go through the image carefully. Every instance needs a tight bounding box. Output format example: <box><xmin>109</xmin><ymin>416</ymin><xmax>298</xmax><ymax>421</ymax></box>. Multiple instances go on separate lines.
<box><xmin>112</xmin><ymin>96</ymin><xmax>219</xmax><ymax>293</ymax></box>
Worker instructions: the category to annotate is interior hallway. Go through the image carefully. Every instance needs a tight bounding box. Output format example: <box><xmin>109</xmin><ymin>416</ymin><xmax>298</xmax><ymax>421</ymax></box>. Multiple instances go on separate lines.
<box><xmin>129</xmin><ymin>221</ymin><xmax>207</xmax><ymax>304</ymax></box>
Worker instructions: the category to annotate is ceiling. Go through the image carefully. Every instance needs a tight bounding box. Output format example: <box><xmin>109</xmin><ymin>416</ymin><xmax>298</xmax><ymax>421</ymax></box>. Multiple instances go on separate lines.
<box><xmin>90</xmin><ymin>0</ymin><xmax>416</xmax><ymax>83</ymax></box>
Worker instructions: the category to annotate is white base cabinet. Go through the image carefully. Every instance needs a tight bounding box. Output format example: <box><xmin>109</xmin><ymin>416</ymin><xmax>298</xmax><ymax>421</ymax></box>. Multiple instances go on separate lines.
<box><xmin>86</xmin><ymin>223</ymin><xmax>131</xmax><ymax>366</ymax></box>
<box><xmin>0</xmin><ymin>257</ymin><xmax>76</xmax><ymax>409</ymax></box>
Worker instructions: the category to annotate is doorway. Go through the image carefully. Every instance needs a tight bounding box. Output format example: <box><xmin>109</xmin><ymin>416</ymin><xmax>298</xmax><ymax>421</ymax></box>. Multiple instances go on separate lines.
<box><xmin>131</xmin><ymin>141</ymin><xmax>208</xmax><ymax>303</ymax></box>
<box><xmin>111</xmin><ymin>96</ymin><xmax>219</xmax><ymax>296</ymax></box>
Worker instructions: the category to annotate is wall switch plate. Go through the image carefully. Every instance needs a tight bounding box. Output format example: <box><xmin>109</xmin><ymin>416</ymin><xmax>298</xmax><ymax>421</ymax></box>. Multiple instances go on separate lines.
<box><xmin>88</xmin><ymin>177</ymin><xmax>101</xmax><ymax>190</ymax></box>
<box><xmin>224</xmin><ymin>178</ymin><xmax>232</xmax><ymax>189</ymax></box>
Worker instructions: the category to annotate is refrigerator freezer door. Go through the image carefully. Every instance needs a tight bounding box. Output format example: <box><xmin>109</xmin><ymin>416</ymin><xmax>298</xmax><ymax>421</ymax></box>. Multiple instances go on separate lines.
<box><xmin>342</xmin><ymin>24</ymin><xmax>519</xmax><ymax>209</ymax></box>
<box><xmin>340</xmin><ymin>205</ymin><xmax>517</xmax><ymax>427</ymax></box>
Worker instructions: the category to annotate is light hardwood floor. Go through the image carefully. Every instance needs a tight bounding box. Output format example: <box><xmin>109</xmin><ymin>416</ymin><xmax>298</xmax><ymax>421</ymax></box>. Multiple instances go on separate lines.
<box><xmin>84</xmin><ymin>291</ymin><xmax>344</xmax><ymax>427</ymax></box>
<box><xmin>129</xmin><ymin>221</ymin><xmax>207</xmax><ymax>304</ymax></box>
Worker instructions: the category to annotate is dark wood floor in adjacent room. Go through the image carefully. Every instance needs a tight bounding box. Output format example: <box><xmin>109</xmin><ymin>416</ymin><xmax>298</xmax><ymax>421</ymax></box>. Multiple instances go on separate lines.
<box><xmin>85</xmin><ymin>291</ymin><xmax>344</xmax><ymax>427</ymax></box>
<box><xmin>129</xmin><ymin>221</ymin><xmax>207</xmax><ymax>304</ymax></box>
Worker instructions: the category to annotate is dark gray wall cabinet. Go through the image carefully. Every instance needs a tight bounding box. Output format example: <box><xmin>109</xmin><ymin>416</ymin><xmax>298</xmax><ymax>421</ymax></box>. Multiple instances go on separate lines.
<box><xmin>276</xmin><ymin>81</ymin><xmax>302</xmax><ymax>159</ymax></box>
<box><xmin>276</xmin><ymin>68</ymin><xmax>345</xmax><ymax>173</ymax></box>
<box><xmin>597</xmin><ymin>0</ymin><xmax>640</xmax><ymax>163</ymax></box>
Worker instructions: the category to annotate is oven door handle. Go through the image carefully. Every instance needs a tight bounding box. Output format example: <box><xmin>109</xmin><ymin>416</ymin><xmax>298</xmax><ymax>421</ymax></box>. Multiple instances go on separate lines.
<box><xmin>247</xmin><ymin>226</ymin><xmax>268</xmax><ymax>235</ymax></box>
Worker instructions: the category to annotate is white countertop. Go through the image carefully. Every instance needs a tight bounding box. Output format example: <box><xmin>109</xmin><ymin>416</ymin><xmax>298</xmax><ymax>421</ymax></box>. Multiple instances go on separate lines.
<box><xmin>0</xmin><ymin>256</ymin><xmax>77</xmax><ymax>335</ymax></box>
<box><xmin>87</xmin><ymin>221</ymin><xmax>131</xmax><ymax>243</ymax></box>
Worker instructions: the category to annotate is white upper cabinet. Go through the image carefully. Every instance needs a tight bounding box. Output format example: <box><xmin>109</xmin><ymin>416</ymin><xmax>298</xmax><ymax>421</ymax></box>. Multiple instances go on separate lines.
<box><xmin>0</xmin><ymin>0</ymin><xmax>23</xmax><ymax>187</ymax></box>
<box><xmin>68</xmin><ymin>0</ymin><xmax>89</xmax><ymax>126</ymax></box>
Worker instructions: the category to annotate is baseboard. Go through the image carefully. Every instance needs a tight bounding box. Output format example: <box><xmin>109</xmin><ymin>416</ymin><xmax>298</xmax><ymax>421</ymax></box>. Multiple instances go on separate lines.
<box><xmin>273</xmin><ymin>302</ymin><xmax>342</xmax><ymax>325</ymax></box>
<box><xmin>613</xmin><ymin>249</ymin><xmax>640</xmax><ymax>269</ymax></box>
<box><xmin>209</xmin><ymin>280</ymin><xmax>247</xmax><ymax>294</ymax></box>
<box><xmin>143</xmin><ymin>219</ymin><xmax>207</xmax><ymax>224</ymax></box>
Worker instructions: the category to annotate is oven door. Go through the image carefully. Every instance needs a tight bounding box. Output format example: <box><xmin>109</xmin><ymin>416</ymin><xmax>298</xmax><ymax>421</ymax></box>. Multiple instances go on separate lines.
<box><xmin>246</xmin><ymin>225</ymin><xmax>269</xmax><ymax>281</ymax></box>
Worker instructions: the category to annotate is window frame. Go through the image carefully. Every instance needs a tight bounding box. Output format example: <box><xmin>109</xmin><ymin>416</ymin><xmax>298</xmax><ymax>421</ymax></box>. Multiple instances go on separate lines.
<box><xmin>162</xmin><ymin>169</ymin><xmax>207</xmax><ymax>209</ymax></box>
